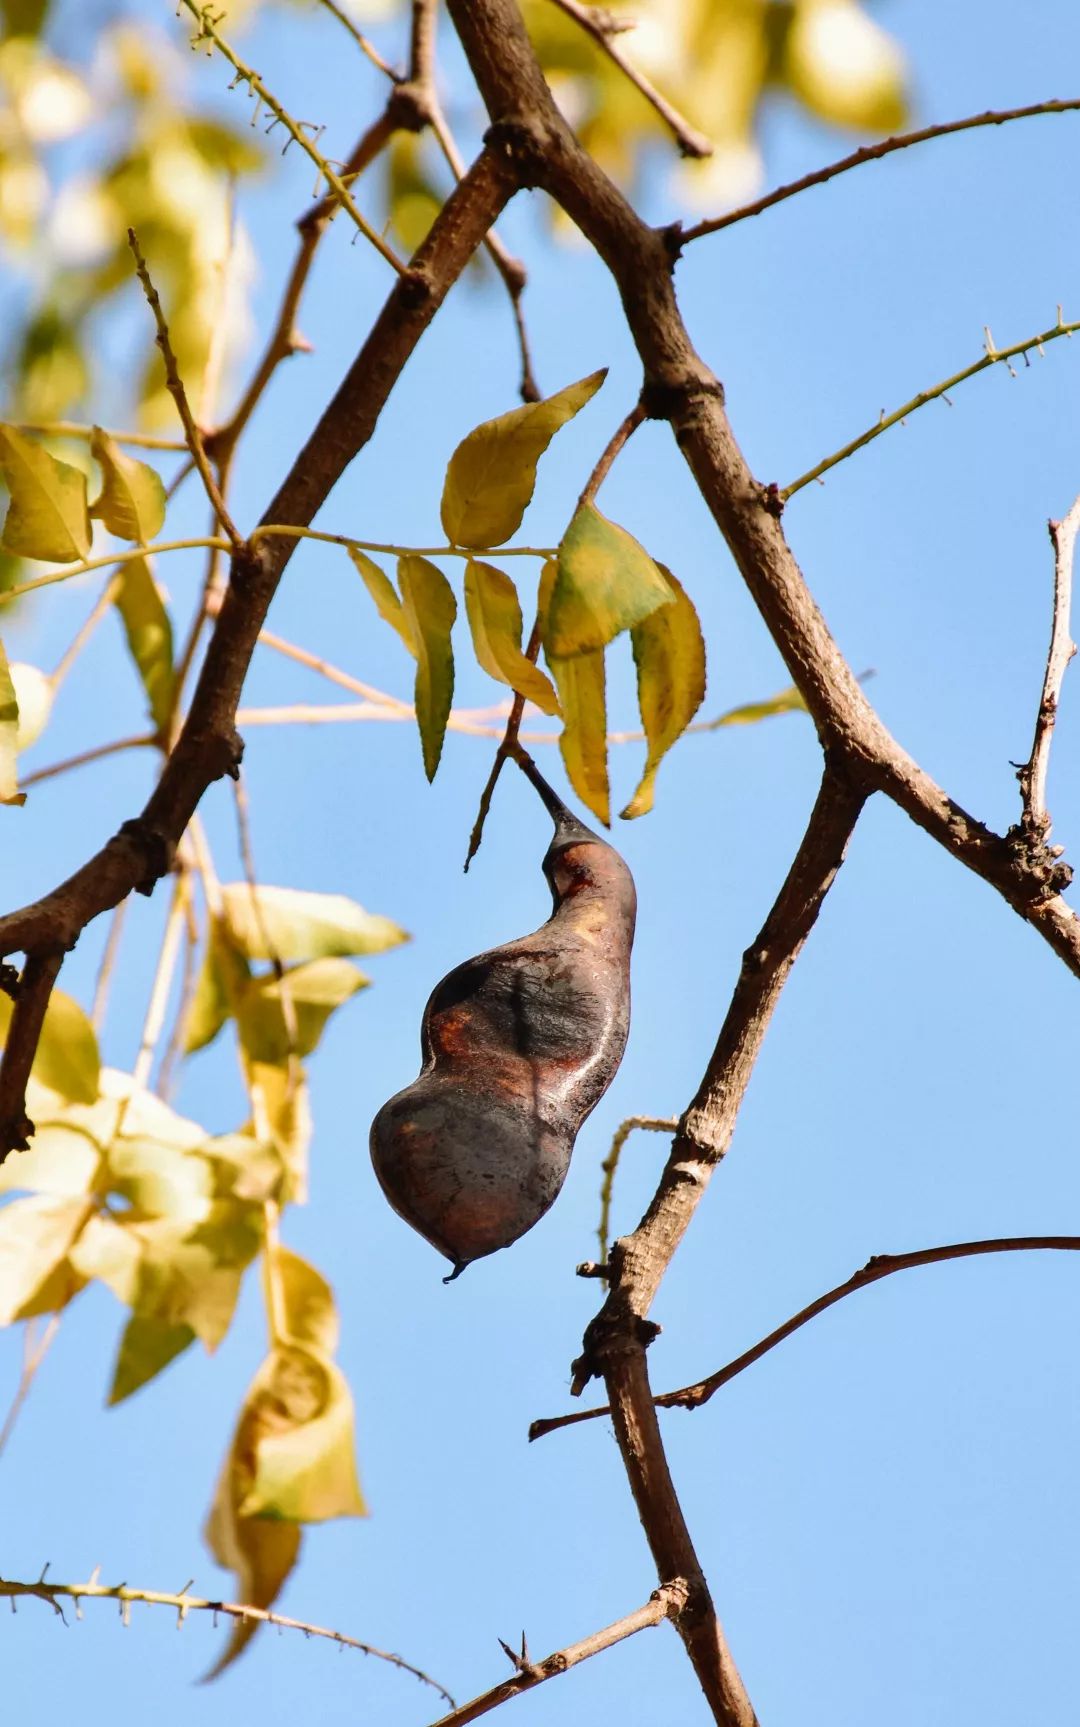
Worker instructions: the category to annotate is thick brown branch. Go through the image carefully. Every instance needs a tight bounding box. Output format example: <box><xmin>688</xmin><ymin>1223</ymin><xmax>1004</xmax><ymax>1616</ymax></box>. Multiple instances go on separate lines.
<box><xmin>426</xmin><ymin>1581</ymin><xmax>686</xmax><ymax>1726</ymax></box>
<box><xmin>1017</xmin><ymin>496</ymin><xmax>1080</xmax><ymax>841</ymax></box>
<box><xmin>682</xmin><ymin>99</ymin><xmax>1080</xmax><ymax>242</ymax></box>
<box><xmin>0</xmin><ymin>952</ymin><xmax>64</xmax><ymax>1157</ymax></box>
<box><xmin>603</xmin><ymin>1349</ymin><xmax>759</xmax><ymax>1726</ymax></box>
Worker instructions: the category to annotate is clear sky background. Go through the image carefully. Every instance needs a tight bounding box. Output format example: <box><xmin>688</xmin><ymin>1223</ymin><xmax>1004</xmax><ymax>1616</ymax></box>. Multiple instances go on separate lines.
<box><xmin>4</xmin><ymin>2</ymin><xmax>1080</xmax><ymax>1722</ymax></box>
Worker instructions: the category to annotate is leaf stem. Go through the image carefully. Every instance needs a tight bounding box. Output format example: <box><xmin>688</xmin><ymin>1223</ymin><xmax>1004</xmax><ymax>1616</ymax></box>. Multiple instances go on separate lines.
<box><xmin>3</xmin><ymin>539</ymin><xmax>233</xmax><ymax>603</ymax></box>
<box><xmin>251</xmin><ymin>523</ymin><xmax>555</xmax><ymax>560</ymax></box>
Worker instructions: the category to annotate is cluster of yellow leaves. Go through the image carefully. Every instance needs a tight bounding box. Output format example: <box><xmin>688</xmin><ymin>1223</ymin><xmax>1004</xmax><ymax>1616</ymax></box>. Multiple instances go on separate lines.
<box><xmin>354</xmin><ymin>370</ymin><xmax>708</xmax><ymax>821</ymax></box>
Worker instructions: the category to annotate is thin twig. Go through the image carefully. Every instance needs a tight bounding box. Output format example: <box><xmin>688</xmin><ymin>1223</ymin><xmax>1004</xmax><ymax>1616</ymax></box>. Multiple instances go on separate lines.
<box><xmin>127</xmin><ymin>230</ymin><xmax>243</xmax><ymax>549</ymax></box>
<box><xmin>12</xmin><ymin>421</ymin><xmax>187</xmax><ymax>452</ymax></box>
<box><xmin>463</xmin><ymin>618</ymin><xmax>541</xmax><ymax>869</ymax></box>
<box><xmin>598</xmin><ymin>1116</ymin><xmax>677</xmax><ymax>1264</ymax></box>
<box><xmin>18</xmin><ymin>735</ymin><xmax>156</xmax><ymax>792</ymax></box>
<box><xmin>245</xmin><ymin>618</ymin><xmax>412</xmax><ymax>708</ymax></box>
<box><xmin>0</xmin><ymin>1575</ymin><xmax>454</xmax><ymax>1698</ymax></box>
<box><xmin>530</xmin><ymin>1235</ymin><xmax>1080</xmax><ymax>1439</ymax></box>
<box><xmin>317</xmin><ymin>0</ymin><xmax>398</xmax><ymax>78</ymax></box>
<box><xmin>426</xmin><ymin>102</ymin><xmax>539</xmax><ymax>400</ymax></box>
<box><xmin>579</xmin><ymin>401</ymin><xmax>646</xmax><ymax>507</ymax></box>
<box><xmin>0</xmin><ymin>1312</ymin><xmax>62</xmax><ymax>1458</ymax></box>
<box><xmin>156</xmin><ymin>860</ymin><xmax>200</xmax><ymax>1099</ymax></box>
<box><xmin>783</xmin><ymin>315</ymin><xmax>1080</xmax><ymax>500</ymax></box>
<box><xmin>50</xmin><ymin>577</ymin><xmax>121</xmax><ymax>689</ymax></box>
<box><xmin>91</xmin><ymin>900</ymin><xmax>128</xmax><ymax>1034</ymax></box>
<box><xmin>546</xmin><ymin>0</ymin><xmax>712</xmax><ymax>159</ymax></box>
<box><xmin>682</xmin><ymin>98</ymin><xmax>1080</xmax><ymax>242</ymax></box>
<box><xmin>426</xmin><ymin>1582</ymin><xmax>686</xmax><ymax>1727</ymax></box>
<box><xmin>178</xmin><ymin>0</ymin><xmax>405</xmax><ymax>274</ymax></box>
<box><xmin>3</xmin><ymin>538</ymin><xmax>233</xmax><ymax>604</ymax></box>
<box><xmin>132</xmin><ymin>871</ymin><xmax>190</xmax><ymax>1092</ymax></box>
<box><xmin>1017</xmin><ymin>495</ymin><xmax>1080</xmax><ymax>839</ymax></box>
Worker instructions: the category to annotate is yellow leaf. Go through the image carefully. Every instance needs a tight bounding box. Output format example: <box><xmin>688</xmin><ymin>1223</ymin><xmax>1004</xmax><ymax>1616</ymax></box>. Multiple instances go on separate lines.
<box><xmin>113</xmin><ymin>557</ymin><xmax>174</xmax><ymax>730</ymax></box>
<box><xmin>545</xmin><ymin>503</ymin><xmax>672</xmax><ymax>657</ymax></box>
<box><xmin>9</xmin><ymin>661</ymin><xmax>52</xmax><ymax>751</ymax></box>
<box><xmin>220</xmin><ymin>884</ymin><xmax>407</xmax><ymax>963</ymax></box>
<box><xmin>237</xmin><ymin>958</ymin><xmax>369</xmax><ymax>1065</ymax></box>
<box><xmin>464</xmin><ymin>559</ymin><xmax>559</xmax><ymax>715</ymax></box>
<box><xmin>622</xmin><ymin>566</ymin><xmax>706</xmax><ymax>818</ymax></box>
<box><xmin>204</xmin><ymin>1444</ymin><xmax>302</xmax><ymax>1677</ymax></box>
<box><xmin>441</xmin><ymin>369</ymin><xmax>606</xmax><ymax>549</ymax></box>
<box><xmin>0</xmin><ymin>638</ymin><xmax>24</xmax><ymax>805</ymax></box>
<box><xmin>348</xmin><ymin>547</ymin><xmax>416</xmax><ymax>657</ymax></box>
<box><xmin>108</xmin><ymin>1314</ymin><xmax>195</xmax><ymax>1405</ymax></box>
<box><xmin>0</xmin><ymin>986</ymin><xmax>100</xmax><ymax>1103</ymax></box>
<box><xmin>548</xmin><ymin>646</ymin><xmax>610</xmax><ymax>825</ymax></box>
<box><xmin>398</xmin><ymin>554</ymin><xmax>456</xmax><ymax>782</ymax></box>
<box><xmin>89</xmin><ymin>427</ymin><xmax>166</xmax><ymax>542</ymax></box>
<box><xmin>275</xmin><ymin>1246</ymin><xmax>339</xmax><ymax>1357</ymax></box>
<box><xmin>0</xmin><ymin>424</ymin><xmax>91</xmax><ymax>561</ymax></box>
<box><xmin>246</xmin><ymin>1061</ymin><xmax>311</xmax><ymax>1205</ymax></box>
<box><xmin>707</xmin><ymin>684</ymin><xmax>808</xmax><ymax>728</ymax></box>
<box><xmin>241</xmin><ymin>1351</ymin><xmax>366</xmax><ymax>1523</ymax></box>
<box><xmin>784</xmin><ymin>0</ymin><xmax>908</xmax><ymax>133</ymax></box>
<box><xmin>0</xmin><ymin>1194</ymin><xmax>88</xmax><ymax>1324</ymax></box>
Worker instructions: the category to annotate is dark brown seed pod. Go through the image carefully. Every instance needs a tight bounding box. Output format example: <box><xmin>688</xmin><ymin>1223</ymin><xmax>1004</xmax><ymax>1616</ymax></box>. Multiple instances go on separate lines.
<box><xmin>369</xmin><ymin>762</ymin><xmax>636</xmax><ymax>1279</ymax></box>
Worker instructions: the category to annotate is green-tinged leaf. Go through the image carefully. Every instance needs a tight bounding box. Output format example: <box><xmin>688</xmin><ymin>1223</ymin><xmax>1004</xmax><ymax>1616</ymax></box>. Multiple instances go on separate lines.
<box><xmin>204</xmin><ymin>1446</ymin><xmax>302</xmax><ymax>1678</ymax></box>
<box><xmin>348</xmin><ymin>547</ymin><xmax>416</xmax><ymax>657</ymax></box>
<box><xmin>398</xmin><ymin>554</ymin><xmax>456</xmax><ymax>782</ymax></box>
<box><xmin>71</xmin><ymin>1202</ymin><xmax>261</xmax><ymax>1349</ymax></box>
<box><xmin>241</xmin><ymin>1351</ymin><xmax>365</xmax><ymax>1523</ymax></box>
<box><xmin>184</xmin><ymin>116</ymin><xmax>265</xmax><ymax>176</ymax></box>
<box><xmin>246</xmin><ymin>1062</ymin><xmax>311</xmax><ymax>1205</ymax></box>
<box><xmin>276</xmin><ymin>1247</ymin><xmax>339</xmax><ymax>1357</ymax></box>
<box><xmin>201</xmin><ymin>1131</ymin><xmax>283</xmax><ymax>1205</ymax></box>
<box><xmin>9</xmin><ymin>661</ymin><xmax>52</xmax><ymax>750</ymax></box>
<box><xmin>545</xmin><ymin>503</ymin><xmax>673</xmax><ymax>658</ymax></box>
<box><xmin>0</xmin><ymin>1194</ymin><xmax>88</xmax><ymax>1324</ymax></box>
<box><xmin>89</xmin><ymin>427</ymin><xmax>166</xmax><ymax>542</ymax></box>
<box><xmin>441</xmin><ymin>369</ymin><xmax>606</xmax><ymax>549</ymax></box>
<box><xmin>0</xmin><ymin>639</ymin><xmax>23</xmax><ymax>805</ymax></box>
<box><xmin>108</xmin><ymin>1314</ymin><xmax>195</xmax><ymax>1405</ymax></box>
<box><xmin>113</xmin><ymin>557</ymin><xmax>174</xmax><ymax>729</ymax></box>
<box><xmin>622</xmin><ymin>566</ymin><xmax>706</xmax><ymax>818</ymax></box>
<box><xmin>220</xmin><ymin>885</ymin><xmax>407</xmax><ymax>963</ymax></box>
<box><xmin>0</xmin><ymin>425</ymin><xmax>91</xmax><ymax>561</ymax></box>
<box><xmin>464</xmin><ymin>560</ymin><xmax>560</xmax><ymax>715</ymax></box>
<box><xmin>548</xmin><ymin>647</ymin><xmax>610</xmax><ymax>825</ymax></box>
<box><xmin>237</xmin><ymin>958</ymin><xmax>369</xmax><ymax>1065</ymax></box>
<box><xmin>0</xmin><ymin>986</ymin><xmax>100</xmax><ymax>1103</ymax></box>
<box><xmin>707</xmin><ymin>684</ymin><xmax>808</xmax><ymax>728</ymax></box>
<box><xmin>183</xmin><ymin>923</ymin><xmax>251</xmax><ymax>1053</ymax></box>
<box><xmin>106</xmin><ymin>1132</ymin><xmax>214</xmax><ymax>1217</ymax></box>
<box><xmin>784</xmin><ymin>0</ymin><xmax>908</xmax><ymax>133</ymax></box>
<box><xmin>0</xmin><ymin>1120</ymin><xmax>102</xmax><ymax>1196</ymax></box>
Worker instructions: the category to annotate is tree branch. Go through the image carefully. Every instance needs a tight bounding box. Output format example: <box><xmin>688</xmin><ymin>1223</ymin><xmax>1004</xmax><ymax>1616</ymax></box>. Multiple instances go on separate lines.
<box><xmin>1016</xmin><ymin>495</ymin><xmax>1080</xmax><ymax>841</ymax></box>
<box><xmin>0</xmin><ymin>1574</ymin><xmax>453</xmax><ymax>1700</ymax></box>
<box><xmin>425</xmin><ymin>1581</ymin><xmax>687</xmax><ymax>1726</ymax></box>
<box><xmin>782</xmin><ymin>315</ymin><xmax>1080</xmax><ymax>501</ymax></box>
<box><xmin>546</xmin><ymin>0</ymin><xmax>713</xmax><ymax>160</ymax></box>
<box><xmin>681</xmin><ymin>98</ymin><xmax>1080</xmax><ymax>242</ymax></box>
<box><xmin>531</xmin><ymin>1236</ymin><xmax>1080</xmax><ymax>1439</ymax></box>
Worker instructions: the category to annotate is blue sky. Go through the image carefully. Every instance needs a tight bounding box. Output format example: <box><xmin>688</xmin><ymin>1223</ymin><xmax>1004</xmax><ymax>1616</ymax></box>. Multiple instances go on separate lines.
<box><xmin>4</xmin><ymin>2</ymin><xmax>1080</xmax><ymax>1722</ymax></box>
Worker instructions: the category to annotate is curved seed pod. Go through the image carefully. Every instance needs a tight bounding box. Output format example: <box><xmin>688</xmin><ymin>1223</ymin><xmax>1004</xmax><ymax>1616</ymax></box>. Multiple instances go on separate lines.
<box><xmin>370</xmin><ymin>763</ymin><xmax>636</xmax><ymax>1279</ymax></box>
